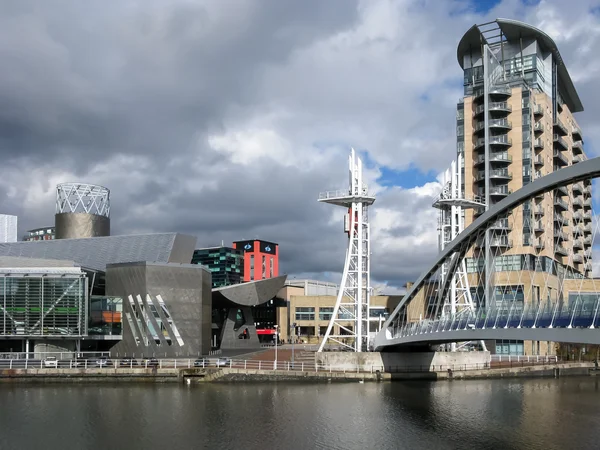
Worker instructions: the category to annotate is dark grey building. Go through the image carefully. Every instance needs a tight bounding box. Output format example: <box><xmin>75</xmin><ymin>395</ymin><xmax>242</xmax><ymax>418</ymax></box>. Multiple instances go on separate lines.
<box><xmin>192</xmin><ymin>246</ymin><xmax>244</xmax><ymax>287</ymax></box>
<box><xmin>107</xmin><ymin>262</ymin><xmax>212</xmax><ymax>357</ymax></box>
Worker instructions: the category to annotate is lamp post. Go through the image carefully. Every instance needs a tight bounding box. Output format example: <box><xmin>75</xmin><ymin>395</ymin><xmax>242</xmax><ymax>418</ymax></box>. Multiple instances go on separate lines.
<box><xmin>291</xmin><ymin>322</ymin><xmax>296</xmax><ymax>367</ymax></box>
<box><xmin>274</xmin><ymin>324</ymin><xmax>279</xmax><ymax>370</ymax></box>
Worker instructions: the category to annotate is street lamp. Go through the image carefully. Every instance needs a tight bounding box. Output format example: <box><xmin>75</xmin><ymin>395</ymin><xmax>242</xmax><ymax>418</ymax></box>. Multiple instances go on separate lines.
<box><xmin>274</xmin><ymin>324</ymin><xmax>279</xmax><ymax>370</ymax></box>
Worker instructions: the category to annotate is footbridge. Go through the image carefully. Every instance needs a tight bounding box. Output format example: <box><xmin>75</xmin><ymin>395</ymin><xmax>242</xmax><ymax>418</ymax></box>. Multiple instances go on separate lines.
<box><xmin>374</xmin><ymin>158</ymin><xmax>600</xmax><ymax>351</ymax></box>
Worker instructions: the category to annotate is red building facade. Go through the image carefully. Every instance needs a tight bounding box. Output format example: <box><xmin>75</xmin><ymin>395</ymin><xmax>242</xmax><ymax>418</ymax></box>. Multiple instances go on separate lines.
<box><xmin>233</xmin><ymin>239</ymin><xmax>279</xmax><ymax>282</ymax></box>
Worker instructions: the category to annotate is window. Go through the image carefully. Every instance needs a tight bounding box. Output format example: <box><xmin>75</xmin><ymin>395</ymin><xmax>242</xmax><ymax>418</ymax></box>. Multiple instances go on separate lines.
<box><xmin>269</xmin><ymin>257</ymin><xmax>274</xmax><ymax>277</ymax></box>
<box><xmin>369</xmin><ymin>308</ymin><xmax>388</xmax><ymax>318</ymax></box>
<box><xmin>319</xmin><ymin>307</ymin><xmax>334</xmax><ymax>321</ymax></box>
<box><xmin>496</xmin><ymin>340</ymin><xmax>524</xmax><ymax>355</ymax></box>
<box><xmin>295</xmin><ymin>307</ymin><xmax>315</xmax><ymax>321</ymax></box>
<box><xmin>250</xmin><ymin>255</ymin><xmax>254</xmax><ymax>280</ymax></box>
<box><xmin>262</xmin><ymin>255</ymin><xmax>266</xmax><ymax>279</ymax></box>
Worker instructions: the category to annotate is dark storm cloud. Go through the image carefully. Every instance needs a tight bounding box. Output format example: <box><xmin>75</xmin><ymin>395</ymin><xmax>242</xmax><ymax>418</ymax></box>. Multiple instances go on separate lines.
<box><xmin>0</xmin><ymin>0</ymin><xmax>359</xmax><ymax>167</ymax></box>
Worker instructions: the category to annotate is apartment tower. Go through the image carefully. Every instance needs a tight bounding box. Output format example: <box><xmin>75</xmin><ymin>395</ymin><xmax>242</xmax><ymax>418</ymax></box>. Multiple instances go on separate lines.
<box><xmin>456</xmin><ymin>19</ymin><xmax>590</xmax><ymax>355</ymax></box>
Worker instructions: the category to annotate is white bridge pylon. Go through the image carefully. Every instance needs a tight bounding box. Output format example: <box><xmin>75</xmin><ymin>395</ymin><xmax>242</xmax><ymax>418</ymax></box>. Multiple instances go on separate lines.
<box><xmin>318</xmin><ymin>148</ymin><xmax>375</xmax><ymax>352</ymax></box>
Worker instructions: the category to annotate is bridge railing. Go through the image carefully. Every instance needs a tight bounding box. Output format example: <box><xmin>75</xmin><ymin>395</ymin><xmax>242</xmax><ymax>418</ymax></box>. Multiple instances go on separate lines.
<box><xmin>389</xmin><ymin>297</ymin><xmax>600</xmax><ymax>340</ymax></box>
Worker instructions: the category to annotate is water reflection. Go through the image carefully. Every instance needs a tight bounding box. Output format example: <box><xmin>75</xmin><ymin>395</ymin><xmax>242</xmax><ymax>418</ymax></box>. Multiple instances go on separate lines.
<box><xmin>0</xmin><ymin>378</ymin><xmax>599</xmax><ymax>450</ymax></box>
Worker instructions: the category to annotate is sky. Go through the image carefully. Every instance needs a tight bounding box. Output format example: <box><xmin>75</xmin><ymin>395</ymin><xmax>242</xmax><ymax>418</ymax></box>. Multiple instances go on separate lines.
<box><xmin>1</xmin><ymin>0</ymin><xmax>600</xmax><ymax>294</ymax></box>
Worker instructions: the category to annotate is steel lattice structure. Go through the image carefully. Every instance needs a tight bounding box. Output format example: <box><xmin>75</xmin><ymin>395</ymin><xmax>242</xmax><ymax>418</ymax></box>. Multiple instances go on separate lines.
<box><xmin>374</xmin><ymin>159</ymin><xmax>600</xmax><ymax>351</ymax></box>
<box><xmin>56</xmin><ymin>183</ymin><xmax>110</xmax><ymax>218</ymax></box>
<box><xmin>318</xmin><ymin>149</ymin><xmax>375</xmax><ymax>352</ymax></box>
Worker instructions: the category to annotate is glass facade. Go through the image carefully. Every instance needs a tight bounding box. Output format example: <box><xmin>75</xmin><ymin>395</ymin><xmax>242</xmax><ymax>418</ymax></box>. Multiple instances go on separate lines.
<box><xmin>495</xmin><ymin>339</ymin><xmax>525</xmax><ymax>355</ymax></box>
<box><xmin>466</xmin><ymin>255</ymin><xmax>584</xmax><ymax>279</ymax></box>
<box><xmin>319</xmin><ymin>307</ymin><xmax>334</xmax><ymax>321</ymax></box>
<box><xmin>89</xmin><ymin>296</ymin><xmax>122</xmax><ymax>336</ymax></box>
<box><xmin>0</xmin><ymin>275</ymin><xmax>87</xmax><ymax>337</ymax></box>
<box><xmin>191</xmin><ymin>247</ymin><xmax>244</xmax><ymax>288</ymax></box>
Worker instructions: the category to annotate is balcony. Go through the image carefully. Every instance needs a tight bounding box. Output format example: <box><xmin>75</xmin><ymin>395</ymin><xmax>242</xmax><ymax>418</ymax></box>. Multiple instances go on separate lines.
<box><xmin>554</xmin><ymin>230</ymin><xmax>569</xmax><ymax>241</ymax></box>
<box><xmin>573</xmin><ymin>197</ymin><xmax>583</xmax><ymax>209</ymax></box>
<box><xmin>489</xmin><ymin>236</ymin><xmax>512</xmax><ymax>248</ymax></box>
<box><xmin>534</xmin><ymin>239</ymin><xmax>545</xmax><ymax>250</ymax></box>
<box><xmin>534</xmin><ymin>138</ymin><xmax>544</xmax><ymax>150</ymax></box>
<box><xmin>534</xmin><ymin>206</ymin><xmax>545</xmax><ymax>217</ymax></box>
<box><xmin>585</xmin><ymin>262</ymin><xmax>593</xmax><ymax>272</ymax></box>
<box><xmin>573</xmin><ymin>254</ymin><xmax>584</xmax><ymax>264</ymax></box>
<box><xmin>533</xmin><ymin>170</ymin><xmax>545</xmax><ymax>181</ymax></box>
<box><xmin>555</xmin><ymin>244</ymin><xmax>568</xmax><ymax>256</ymax></box>
<box><xmin>534</xmin><ymin>154</ymin><xmax>544</xmax><ymax>168</ymax></box>
<box><xmin>573</xmin><ymin>211</ymin><xmax>584</xmax><ymax>222</ymax></box>
<box><xmin>574</xmin><ymin>225</ymin><xmax>585</xmax><ymax>237</ymax></box>
<box><xmin>554</xmin><ymin>197</ymin><xmax>568</xmax><ymax>211</ymax></box>
<box><xmin>585</xmin><ymin>250</ymin><xmax>592</xmax><ymax>258</ymax></box>
<box><xmin>475</xmin><ymin>152</ymin><xmax>512</xmax><ymax>166</ymax></box>
<box><xmin>556</xmin><ymin>185</ymin><xmax>569</xmax><ymax>197</ymax></box>
<box><xmin>584</xmin><ymin>224</ymin><xmax>592</xmax><ymax>234</ymax></box>
<box><xmin>534</xmin><ymin>221</ymin><xmax>544</xmax><ymax>233</ymax></box>
<box><xmin>574</xmin><ymin>239</ymin><xmax>584</xmax><ymax>250</ymax></box>
<box><xmin>489</xmin><ymin>218</ymin><xmax>511</xmax><ymax>231</ymax></box>
<box><xmin>572</xmin><ymin>125</ymin><xmax>583</xmax><ymax>141</ymax></box>
<box><xmin>553</xmin><ymin>134</ymin><xmax>568</xmax><ymax>150</ymax></box>
<box><xmin>490</xmin><ymin>169</ymin><xmax>512</xmax><ymax>180</ymax></box>
<box><xmin>573</xmin><ymin>155</ymin><xmax>584</xmax><ymax>164</ymax></box>
<box><xmin>534</xmin><ymin>122</ymin><xmax>544</xmax><ymax>133</ymax></box>
<box><xmin>584</xmin><ymin>198</ymin><xmax>592</xmax><ymax>209</ymax></box>
<box><xmin>584</xmin><ymin>236</ymin><xmax>593</xmax><ymax>246</ymax></box>
<box><xmin>533</xmin><ymin>104</ymin><xmax>544</xmax><ymax>116</ymax></box>
<box><xmin>584</xmin><ymin>185</ymin><xmax>592</xmax><ymax>197</ymax></box>
<box><xmin>554</xmin><ymin>118</ymin><xmax>568</xmax><ymax>136</ymax></box>
<box><xmin>473</xmin><ymin>104</ymin><xmax>486</xmax><ymax>116</ymax></box>
<box><xmin>489</xmin><ymin>185</ymin><xmax>512</xmax><ymax>197</ymax></box>
<box><xmin>489</xmin><ymin>102</ymin><xmax>512</xmax><ymax>114</ymax></box>
<box><xmin>489</xmin><ymin>119</ymin><xmax>512</xmax><ymax>130</ymax></box>
<box><xmin>572</xmin><ymin>141</ymin><xmax>583</xmax><ymax>155</ymax></box>
<box><xmin>489</xmin><ymin>86</ymin><xmax>512</xmax><ymax>97</ymax></box>
<box><xmin>554</xmin><ymin>213</ymin><xmax>569</xmax><ymax>226</ymax></box>
<box><xmin>553</xmin><ymin>150</ymin><xmax>568</xmax><ymax>166</ymax></box>
<box><xmin>573</xmin><ymin>183</ymin><xmax>583</xmax><ymax>195</ymax></box>
<box><xmin>584</xmin><ymin>212</ymin><xmax>592</xmax><ymax>223</ymax></box>
<box><xmin>475</xmin><ymin>135</ymin><xmax>512</xmax><ymax>149</ymax></box>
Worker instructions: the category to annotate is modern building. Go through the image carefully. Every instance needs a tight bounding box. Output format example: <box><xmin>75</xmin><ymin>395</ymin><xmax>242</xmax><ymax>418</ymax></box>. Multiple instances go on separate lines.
<box><xmin>456</xmin><ymin>19</ymin><xmax>591</xmax><ymax>355</ymax></box>
<box><xmin>0</xmin><ymin>215</ymin><xmax>17</xmax><ymax>243</ymax></box>
<box><xmin>274</xmin><ymin>286</ymin><xmax>402</xmax><ymax>344</ymax></box>
<box><xmin>233</xmin><ymin>239</ymin><xmax>279</xmax><ymax>282</ymax></box>
<box><xmin>0</xmin><ymin>232</ymin><xmax>286</xmax><ymax>355</ymax></box>
<box><xmin>22</xmin><ymin>227</ymin><xmax>55</xmax><ymax>242</ymax></box>
<box><xmin>192</xmin><ymin>246</ymin><xmax>244</xmax><ymax>288</ymax></box>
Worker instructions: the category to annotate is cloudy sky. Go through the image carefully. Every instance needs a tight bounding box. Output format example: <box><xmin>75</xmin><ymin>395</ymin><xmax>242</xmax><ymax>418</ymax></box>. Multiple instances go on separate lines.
<box><xmin>1</xmin><ymin>0</ymin><xmax>600</xmax><ymax>292</ymax></box>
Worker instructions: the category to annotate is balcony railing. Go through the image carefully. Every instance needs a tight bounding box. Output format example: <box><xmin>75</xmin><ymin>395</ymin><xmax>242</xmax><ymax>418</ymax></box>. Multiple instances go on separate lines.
<box><xmin>554</xmin><ymin>197</ymin><xmax>568</xmax><ymax>210</ymax></box>
<box><xmin>573</xmin><ymin>183</ymin><xmax>583</xmax><ymax>195</ymax></box>
<box><xmin>534</xmin><ymin>239</ymin><xmax>545</xmax><ymax>250</ymax></box>
<box><xmin>572</xmin><ymin>125</ymin><xmax>583</xmax><ymax>140</ymax></box>
<box><xmin>584</xmin><ymin>198</ymin><xmax>592</xmax><ymax>209</ymax></box>
<box><xmin>584</xmin><ymin>236</ymin><xmax>593</xmax><ymax>245</ymax></box>
<box><xmin>533</xmin><ymin>104</ymin><xmax>544</xmax><ymax>116</ymax></box>
<box><xmin>489</xmin><ymin>102</ymin><xmax>512</xmax><ymax>113</ymax></box>
<box><xmin>489</xmin><ymin>236</ymin><xmax>512</xmax><ymax>248</ymax></box>
<box><xmin>572</xmin><ymin>141</ymin><xmax>583</xmax><ymax>155</ymax></box>
<box><xmin>573</xmin><ymin>198</ymin><xmax>583</xmax><ymax>208</ymax></box>
<box><xmin>489</xmin><ymin>86</ymin><xmax>512</xmax><ymax>96</ymax></box>
<box><xmin>534</xmin><ymin>122</ymin><xmax>544</xmax><ymax>133</ymax></box>
<box><xmin>574</xmin><ymin>226</ymin><xmax>584</xmax><ymax>237</ymax></box>
<box><xmin>489</xmin><ymin>218</ymin><xmax>511</xmax><ymax>230</ymax></box>
<box><xmin>475</xmin><ymin>135</ymin><xmax>512</xmax><ymax>149</ymax></box>
<box><xmin>573</xmin><ymin>211</ymin><xmax>584</xmax><ymax>221</ymax></box>
<box><xmin>573</xmin><ymin>239</ymin><xmax>584</xmax><ymax>249</ymax></box>
<box><xmin>554</xmin><ymin>244</ymin><xmax>568</xmax><ymax>256</ymax></box>
<box><xmin>554</xmin><ymin>230</ymin><xmax>569</xmax><ymax>241</ymax></box>
<box><xmin>553</xmin><ymin>134</ymin><xmax>568</xmax><ymax>150</ymax></box>
<box><xmin>573</xmin><ymin>254</ymin><xmax>583</xmax><ymax>263</ymax></box>
<box><xmin>553</xmin><ymin>150</ymin><xmax>568</xmax><ymax>166</ymax></box>
<box><xmin>554</xmin><ymin>118</ymin><xmax>568</xmax><ymax>136</ymax></box>
<box><xmin>573</xmin><ymin>155</ymin><xmax>584</xmax><ymax>164</ymax></box>
<box><xmin>489</xmin><ymin>186</ymin><xmax>512</xmax><ymax>197</ymax></box>
<box><xmin>534</xmin><ymin>206</ymin><xmax>545</xmax><ymax>216</ymax></box>
<box><xmin>534</xmin><ymin>138</ymin><xmax>544</xmax><ymax>149</ymax></box>
<box><xmin>534</xmin><ymin>221</ymin><xmax>544</xmax><ymax>233</ymax></box>
<box><xmin>489</xmin><ymin>119</ymin><xmax>512</xmax><ymax>129</ymax></box>
<box><xmin>554</xmin><ymin>213</ymin><xmax>569</xmax><ymax>226</ymax></box>
<box><xmin>534</xmin><ymin>155</ymin><xmax>544</xmax><ymax>167</ymax></box>
<box><xmin>556</xmin><ymin>185</ymin><xmax>569</xmax><ymax>197</ymax></box>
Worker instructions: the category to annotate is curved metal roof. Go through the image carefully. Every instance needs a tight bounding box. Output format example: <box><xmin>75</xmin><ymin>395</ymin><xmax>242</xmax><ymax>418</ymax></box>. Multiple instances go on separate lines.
<box><xmin>212</xmin><ymin>275</ymin><xmax>288</xmax><ymax>307</ymax></box>
<box><xmin>457</xmin><ymin>18</ymin><xmax>583</xmax><ymax>113</ymax></box>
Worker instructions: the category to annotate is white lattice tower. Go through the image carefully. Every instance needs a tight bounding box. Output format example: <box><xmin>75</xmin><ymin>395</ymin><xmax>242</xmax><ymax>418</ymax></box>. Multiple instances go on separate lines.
<box><xmin>317</xmin><ymin>149</ymin><xmax>375</xmax><ymax>352</ymax></box>
<box><xmin>433</xmin><ymin>156</ymin><xmax>486</xmax><ymax>350</ymax></box>
<box><xmin>56</xmin><ymin>183</ymin><xmax>110</xmax><ymax>218</ymax></box>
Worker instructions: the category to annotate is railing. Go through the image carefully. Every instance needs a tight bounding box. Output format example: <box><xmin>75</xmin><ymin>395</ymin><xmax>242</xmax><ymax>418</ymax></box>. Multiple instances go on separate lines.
<box><xmin>0</xmin><ymin>356</ymin><xmax>567</xmax><ymax>375</ymax></box>
<box><xmin>389</xmin><ymin>297</ymin><xmax>600</xmax><ymax>341</ymax></box>
<box><xmin>572</xmin><ymin>141</ymin><xmax>583</xmax><ymax>154</ymax></box>
<box><xmin>534</xmin><ymin>138</ymin><xmax>544</xmax><ymax>149</ymax></box>
<box><xmin>533</xmin><ymin>104</ymin><xmax>544</xmax><ymax>115</ymax></box>
<box><xmin>553</xmin><ymin>150</ymin><xmax>568</xmax><ymax>166</ymax></box>
<box><xmin>318</xmin><ymin>187</ymin><xmax>371</xmax><ymax>200</ymax></box>
<box><xmin>554</xmin><ymin>118</ymin><xmax>568</xmax><ymax>135</ymax></box>
<box><xmin>553</xmin><ymin>134</ymin><xmax>568</xmax><ymax>149</ymax></box>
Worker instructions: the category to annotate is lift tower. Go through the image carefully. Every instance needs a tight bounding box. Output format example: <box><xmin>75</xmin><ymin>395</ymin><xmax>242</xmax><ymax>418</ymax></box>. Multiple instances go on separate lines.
<box><xmin>317</xmin><ymin>149</ymin><xmax>375</xmax><ymax>352</ymax></box>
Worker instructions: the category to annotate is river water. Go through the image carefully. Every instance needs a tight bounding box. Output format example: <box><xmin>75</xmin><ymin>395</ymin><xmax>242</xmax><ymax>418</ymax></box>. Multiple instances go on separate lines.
<box><xmin>0</xmin><ymin>377</ymin><xmax>599</xmax><ymax>450</ymax></box>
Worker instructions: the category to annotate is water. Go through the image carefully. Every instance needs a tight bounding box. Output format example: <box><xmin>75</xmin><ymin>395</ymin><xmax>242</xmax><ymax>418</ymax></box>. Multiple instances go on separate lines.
<box><xmin>1</xmin><ymin>377</ymin><xmax>599</xmax><ymax>450</ymax></box>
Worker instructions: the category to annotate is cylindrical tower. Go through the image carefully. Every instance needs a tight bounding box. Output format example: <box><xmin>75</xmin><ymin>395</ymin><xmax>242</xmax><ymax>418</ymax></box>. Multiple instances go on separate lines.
<box><xmin>55</xmin><ymin>183</ymin><xmax>110</xmax><ymax>239</ymax></box>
